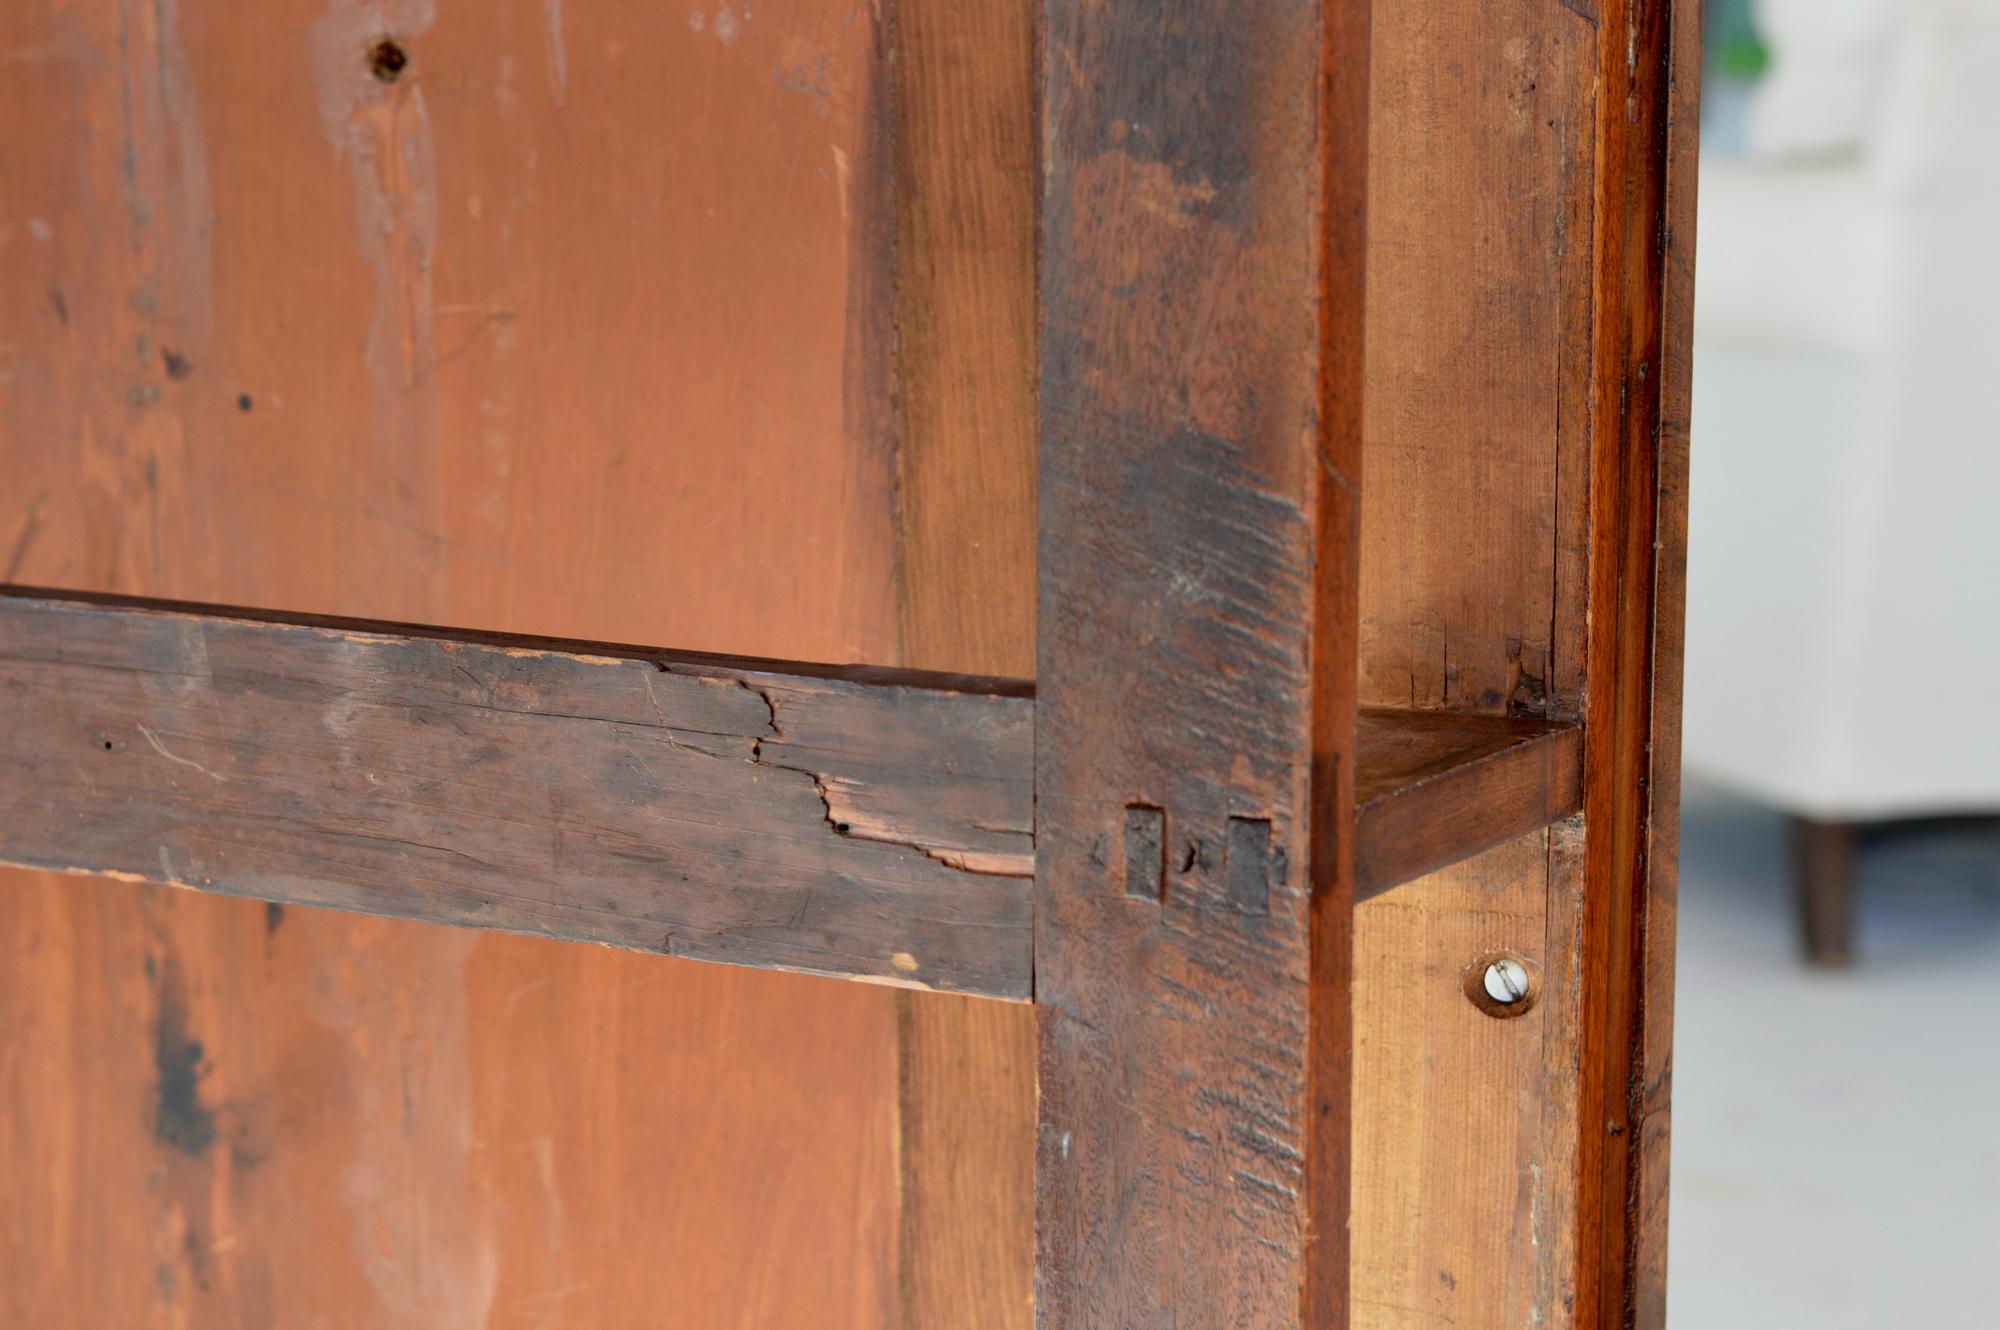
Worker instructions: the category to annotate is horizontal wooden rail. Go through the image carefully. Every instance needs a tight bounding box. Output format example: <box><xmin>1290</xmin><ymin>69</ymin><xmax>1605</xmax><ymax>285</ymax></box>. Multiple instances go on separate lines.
<box><xmin>0</xmin><ymin>590</ymin><xmax>1583</xmax><ymax>993</ymax></box>
<box><xmin>0</xmin><ymin>588</ymin><xmax>1035</xmax><ymax>997</ymax></box>
<box><xmin>1355</xmin><ymin>707</ymin><xmax>1584</xmax><ymax>898</ymax></box>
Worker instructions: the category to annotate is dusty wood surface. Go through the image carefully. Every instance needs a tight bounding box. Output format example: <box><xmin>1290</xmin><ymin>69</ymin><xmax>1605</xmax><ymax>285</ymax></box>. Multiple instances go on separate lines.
<box><xmin>1356</xmin><ymin>709</ymin><xmax>1583</xmax><ymax>899</ymax></box>
<box><xmin>0</xmin><ymin>0</ymin><xmax>916</xmax><ymax>1321</ymax></box>
<box><xmin>0</xmin><ymin>589</ymin><xmax>1034</xmax><ymax>997</ymax></box>
<box><xmin>1033</xmin><ymin>0</ymin><xmax>1366</xmax><ymax>1322</ymax></box>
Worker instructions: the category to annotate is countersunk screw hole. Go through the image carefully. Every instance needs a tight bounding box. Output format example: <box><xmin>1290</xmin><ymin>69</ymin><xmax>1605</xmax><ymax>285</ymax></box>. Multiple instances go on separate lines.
<box><xmin>1464</xmin><ymin>950</ymin><xmax>1541</xmax><ymax>1019</ymax></box>
<box><xmin>369</xmin><ymin>37</ymin><xmax>408</xmax><ymax>82</ymax></box>
<box><xmin>1484</xmin><ymin>958</ymin><xmax>1530</xmax><ymax>1004</ymax></box>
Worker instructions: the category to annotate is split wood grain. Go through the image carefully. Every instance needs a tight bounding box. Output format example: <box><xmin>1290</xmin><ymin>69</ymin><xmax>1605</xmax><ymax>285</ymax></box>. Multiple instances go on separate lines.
<box><xmin>0</xmin><ymin>589</ymin><xmax>1034</xmax><ymax>998</ymax></box>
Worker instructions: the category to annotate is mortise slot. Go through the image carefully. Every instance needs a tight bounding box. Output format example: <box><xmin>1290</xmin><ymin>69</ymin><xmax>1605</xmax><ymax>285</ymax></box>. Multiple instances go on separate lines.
<box><xmin>1123</xmin><ymin>805</ymin><xmax>1165</xmax><ymax>902</ymax></box>
<box><xmin>1223</xmin><ymin>816</ymin><xmax>1271</xmax><ymax>914</ymax></box>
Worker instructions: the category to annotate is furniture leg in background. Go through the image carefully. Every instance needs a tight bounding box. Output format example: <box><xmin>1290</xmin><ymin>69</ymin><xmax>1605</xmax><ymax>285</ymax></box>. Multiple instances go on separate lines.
<box><xmin>1792</xmin><ymin>817</ymin><xmax>1858</xmax><ymax>967</ymax></box>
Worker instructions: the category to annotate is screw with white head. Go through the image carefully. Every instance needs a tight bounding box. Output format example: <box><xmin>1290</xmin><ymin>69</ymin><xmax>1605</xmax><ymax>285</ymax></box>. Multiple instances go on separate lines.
<box><xmin>1482</xmin><ymin>957</ymin><xmax>1532</xmax><ymax>1005</ymax></box>
<box><xmin>1465</xmin><ymin>951</ymin><xmax>1539</xmax><ymax>1017</ymax></box>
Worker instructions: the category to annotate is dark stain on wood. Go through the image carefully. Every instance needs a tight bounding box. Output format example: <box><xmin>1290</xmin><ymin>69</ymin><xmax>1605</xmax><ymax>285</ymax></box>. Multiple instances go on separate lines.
<box><xmin>150</xmin><ymin>960</ymin><xmax>216</xmax><ymax>1159</ymax></box>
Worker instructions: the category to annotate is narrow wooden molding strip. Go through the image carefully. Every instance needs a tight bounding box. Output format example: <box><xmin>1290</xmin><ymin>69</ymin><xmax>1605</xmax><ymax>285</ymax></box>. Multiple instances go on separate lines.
<box><xmin>1355</xmin><ymin>708</ymin><xmax>1584</xmax><ymax>899</ymax></box>
<box><xmin>0</xmin><ymin>588</ymin><xmax>1035</xmax><ymax>998</ymax></box>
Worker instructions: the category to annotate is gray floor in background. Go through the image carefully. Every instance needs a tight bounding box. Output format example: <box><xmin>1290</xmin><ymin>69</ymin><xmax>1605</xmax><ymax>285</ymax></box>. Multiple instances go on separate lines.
<box><xmin>1668</xmin><ymin>780</ymin><xmax>2000</xmax><ymax>1328</ymax></box>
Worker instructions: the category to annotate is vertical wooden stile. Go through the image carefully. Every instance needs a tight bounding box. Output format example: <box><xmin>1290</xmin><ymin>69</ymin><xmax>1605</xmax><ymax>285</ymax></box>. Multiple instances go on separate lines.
<box><xmin>1577</xmin><ymin>0</ymin><xmax>1701</xmax><ymax>1325</ymax></box>
<box><xmin>1034</xmin><ymin>0</ymin><xmax>1368</xmax><ymax>1324</ymax></box>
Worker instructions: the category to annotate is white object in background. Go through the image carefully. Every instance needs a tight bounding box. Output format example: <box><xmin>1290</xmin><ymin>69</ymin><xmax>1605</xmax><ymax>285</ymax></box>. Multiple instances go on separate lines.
<box><xmin>1685</xmin><ymin>0</ymin><xmax>2000</xmax><ymax>825</ymax></box>
<box><xmin>1746</xmin><ymin>0</ymin><xmax>1910</xmax><ymax>159</ymax></box>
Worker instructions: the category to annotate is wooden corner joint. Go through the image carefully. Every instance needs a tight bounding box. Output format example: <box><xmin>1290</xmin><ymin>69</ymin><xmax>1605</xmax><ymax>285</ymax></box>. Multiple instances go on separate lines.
<box><xmin>1118</xmin><ymin>802</ymin><xmax>1277</xmax><ymax>914</ymax></box>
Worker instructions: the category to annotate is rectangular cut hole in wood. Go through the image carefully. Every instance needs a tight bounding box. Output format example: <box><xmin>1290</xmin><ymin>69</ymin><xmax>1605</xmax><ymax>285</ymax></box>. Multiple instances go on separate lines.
<box><xmin>1123</xmin><ymin>804</ymin><xmax>1166</xmax><ymax>902</ymax></box>
<box><xmin>1224</xmin><ymin>816</ymin><xmax>1272</xmax><ymax>914</ymax></box>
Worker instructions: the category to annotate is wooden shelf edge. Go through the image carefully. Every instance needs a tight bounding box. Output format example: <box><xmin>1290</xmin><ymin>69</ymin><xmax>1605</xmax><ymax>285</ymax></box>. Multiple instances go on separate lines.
<box><xmin>1355</xmin><ymin>708</ymin><xmax>1584</xmax><ymax>900</ymax></box>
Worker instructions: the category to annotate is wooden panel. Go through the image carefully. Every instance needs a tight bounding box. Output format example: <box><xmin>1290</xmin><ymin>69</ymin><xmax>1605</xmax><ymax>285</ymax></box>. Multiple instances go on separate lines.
<box><xmin>1349</xmin><ymin>0</ymin><xmax>1602</xmax><ymax>1324</ymax></box>
<box><xmin>1359</xmin><ymin>0</ymin><xmax>1597</xmax><ymax>716</ymax></box>
<box><xmin>0</xmin><ymin>0</ymin><xmax>912</xmax><ymax>1323</ymax></box>
<box><xmin>0</xmin><ymin>874</ymin><xmax>901</xmax><ymax>1329</ymax></box>
<box><xmin>1034</xmin><ymin>0</ymin><xmax>1365</xmax><ymax>1323</ymax></box>
<box><xmin>1356</xmin><ymin>709</ymin><xmax>1583</xmax><ymax>898</ymax></box>
<box><xmin>0</xmin><ymin>589</ymin><xmax>1034</xmax><ymax>997</ymax></box>
<box><xmin>1351</xmin><ymin>826</ymin><xmax>1586</xmax><ymax>1330</ymax></box>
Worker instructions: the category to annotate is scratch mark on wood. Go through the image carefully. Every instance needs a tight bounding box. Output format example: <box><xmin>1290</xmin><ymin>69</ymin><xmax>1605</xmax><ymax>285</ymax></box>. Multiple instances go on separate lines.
<box><xmin>136</xmin><ymin>723</ymin><xmax>224</xmax><ymax>781</ymax></box>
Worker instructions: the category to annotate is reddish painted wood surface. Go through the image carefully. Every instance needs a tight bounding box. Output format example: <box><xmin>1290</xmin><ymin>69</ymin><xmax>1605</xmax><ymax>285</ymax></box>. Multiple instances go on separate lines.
<box><xmin>0</xmin><ymin>0</ymin><xmax>1697</xmax><ymax>1317</ymax></box>
<box><xmin>0</xmin><ymin>1</ymin><xmax>919</xmax><ymax>1320</ymax></box>
<box><xmin>1355</xmin><ymin>710</ymin><xmax>1583</xmax><ymax>899</ymax></box>
<box><xmin>0</xmin><ymin>589</ymin><xmax>1033</xmax><ymax>997</ymax></box>
<box><xmin>1033</xmin><ymin>0</ymin><xmax>1367</xmax><ymax>1323</ymax></box>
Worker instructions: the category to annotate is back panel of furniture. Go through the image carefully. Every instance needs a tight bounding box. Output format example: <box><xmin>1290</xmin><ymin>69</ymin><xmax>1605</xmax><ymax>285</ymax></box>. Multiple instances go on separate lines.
<box><xmin>0</xmin><ymin>0</ymin><xmax>1695</xmax><ymax>1323</ymax></box>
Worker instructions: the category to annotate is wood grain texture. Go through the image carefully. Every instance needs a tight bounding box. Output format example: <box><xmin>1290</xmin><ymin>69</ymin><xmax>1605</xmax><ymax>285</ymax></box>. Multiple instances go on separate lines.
<box><xmin>1574</xmin><ymin>0</ymin><xmax>1700</xmax><ymax>1324</ymax></box>
<box><xmin>1359</xmin><ymin>0</ymin><xmax>1597</xmax><ymax>718</ymax></box>
<box><xmin>1034</xmin><ymin>0</ymin><xmax>1365</xmax><ymax>1322</ymax></box>
<box><xmin>0</xmin><ymin>589</ymin><xmax>1034</xmax><ymax>996</ymax></box>
<box><xmin>890</xmin><ymin>0</ymin><xmax>1038</xmax><ymax>676</ymax></box>
<box><xmin>1350</xmin><ymin>825</ymin><xmax>1586</xmax><ymax>1330</ymax></box>
<box><xmin>884</xmin><ymin>0</ymin><xmax>1041</xmax><ymax>1321</ymax></box>
<box><xmin>1356</xmin><ymin>709</ymin><xmax>1583</xmax><ymax>898</ymax></box>
<box><xmin>0</xmin><ymin>0</ymin><xmax>914</xmax><ymax>1322</ymax></box>
<box><xmin>0</xmin><ymin>874</ymin><xmax>903</xmax><ymax>1330</ymax></box>
<box><xmin>1347</xmin><ymin>0</ymin><xmax>1603</xmax><ymax>1322</ymax></box>
<box><xmin>894</xmin><ymin>992</ymin><xmax>1037</xmax><ymax>1329</ymax></box>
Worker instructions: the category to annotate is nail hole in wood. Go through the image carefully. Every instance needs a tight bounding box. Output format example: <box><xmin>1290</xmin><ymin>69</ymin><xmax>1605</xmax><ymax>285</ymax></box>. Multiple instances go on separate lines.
<box><xmin>369</xmin><ymin>37</ymin><xmax>408</xmax><ymax>83</ymax></box>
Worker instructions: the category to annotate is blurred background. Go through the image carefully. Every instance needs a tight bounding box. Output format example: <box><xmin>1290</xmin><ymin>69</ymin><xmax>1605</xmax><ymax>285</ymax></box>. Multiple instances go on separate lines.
<box><xmin>1673</xmin><ymin>0</ymin><xmax>2000</xmax><ymax>1323</ymax></box>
